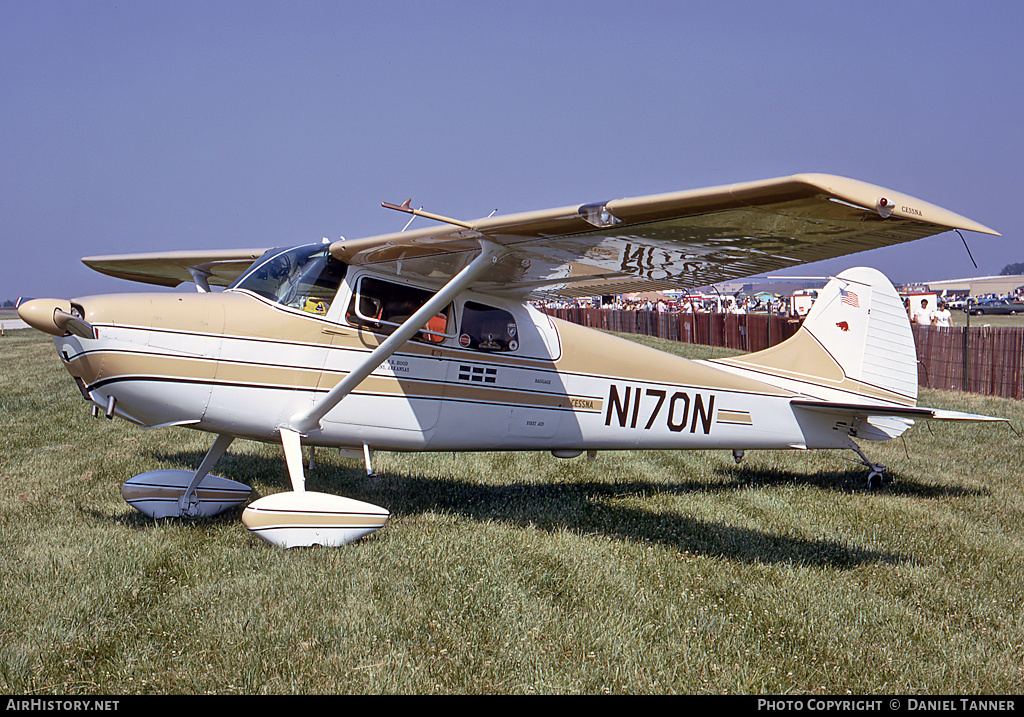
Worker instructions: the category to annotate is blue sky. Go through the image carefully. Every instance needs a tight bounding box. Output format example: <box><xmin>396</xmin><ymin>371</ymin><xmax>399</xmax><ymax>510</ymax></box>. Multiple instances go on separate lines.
<box><xmin>3</xmin><ymin>1</ymin><xmax>1021</xmax><ymax>299</ymax></box>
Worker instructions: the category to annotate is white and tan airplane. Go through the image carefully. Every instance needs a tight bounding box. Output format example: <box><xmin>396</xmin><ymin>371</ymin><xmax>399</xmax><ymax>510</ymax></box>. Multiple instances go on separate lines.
<box><xmin>18</xmin><ymin>173</ymin><xmax>1005</xmax><ymax>547</ymax></box>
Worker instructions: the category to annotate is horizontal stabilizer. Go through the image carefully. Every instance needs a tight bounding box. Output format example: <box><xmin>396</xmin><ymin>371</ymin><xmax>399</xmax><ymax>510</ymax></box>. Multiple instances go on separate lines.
<box><xmin>791</xmin><ymin>400</ymin><xmax>933</xmax><ymax>420</ymax></box>
<box><xmin>792</xmin><ymin>400</ymin><xmax>1007</xmax><ymax>423</ymax></box>
<box><xmin>927</xmin><ymin>408</ymin><xmax>1009</xmax><ymax>423</ymax></box>
<box><xmin>792</xmin><ymin>398</ymin><xmax>1007</xmax><ymax>443</ymax></box>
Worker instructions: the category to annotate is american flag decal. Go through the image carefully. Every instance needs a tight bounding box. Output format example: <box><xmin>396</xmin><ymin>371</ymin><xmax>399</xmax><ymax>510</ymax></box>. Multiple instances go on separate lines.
<box><xmin>841</xmin><ymin>289</ymin><xmax>860</xmax><ymax>308</ymax></box>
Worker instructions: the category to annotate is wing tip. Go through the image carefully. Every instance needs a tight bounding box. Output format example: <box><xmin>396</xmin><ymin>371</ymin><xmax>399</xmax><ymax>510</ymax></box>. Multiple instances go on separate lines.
<box><xmin>790</xmin><ymin>173</ymin><xmax>1000</xmax><ymax>236</ymax></box>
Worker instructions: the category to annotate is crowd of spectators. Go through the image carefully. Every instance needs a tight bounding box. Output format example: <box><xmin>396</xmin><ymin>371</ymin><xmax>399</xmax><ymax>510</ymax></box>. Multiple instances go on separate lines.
<box><xmin>534</xmin><ymin>294</ymin><xmax>791</xmax><ymax>316</ymax></box>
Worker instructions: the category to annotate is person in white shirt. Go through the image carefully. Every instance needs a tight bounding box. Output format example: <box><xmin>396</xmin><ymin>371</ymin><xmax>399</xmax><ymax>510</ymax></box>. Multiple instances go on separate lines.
<box><xmin>914</xmin><ymin>299</ymin><xmax>933</xmax><ymax>326</ymax></box>
<box><xmin>932</xmin><ymin>301</ymin><xmax>952</xmax><ymax>327</ymax></box>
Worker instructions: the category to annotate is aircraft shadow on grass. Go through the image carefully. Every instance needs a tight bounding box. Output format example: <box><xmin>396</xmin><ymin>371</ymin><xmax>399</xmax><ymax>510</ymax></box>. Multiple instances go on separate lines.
<box><xmin>717</xmin><ymin>464</ymin><xmax>990</xmax><ymax>500</ymax></box>
<box><xmin>114</xmin><ymin>447</ymin><xmax>994</xmax><ymax>569</ymax></box>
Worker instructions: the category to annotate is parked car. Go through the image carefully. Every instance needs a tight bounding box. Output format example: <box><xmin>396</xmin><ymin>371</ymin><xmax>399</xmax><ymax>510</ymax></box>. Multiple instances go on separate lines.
<box><xmin>967</xmin><ymin>299</ymin><xmax>1024</xmax><ymax>315</ymax></box>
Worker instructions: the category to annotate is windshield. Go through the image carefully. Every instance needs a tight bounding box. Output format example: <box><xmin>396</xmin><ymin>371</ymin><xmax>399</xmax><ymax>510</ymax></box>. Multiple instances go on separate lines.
<box><xmin>229</xmin><ymin>244</ymin><xmax>347</xmax><ymax>316</ymax></box>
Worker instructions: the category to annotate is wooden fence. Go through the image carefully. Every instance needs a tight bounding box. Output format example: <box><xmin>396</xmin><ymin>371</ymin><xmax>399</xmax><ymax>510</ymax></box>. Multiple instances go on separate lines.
<box><xmin>540</xmin><ymin>307</ymin><xmax>801</xmax><ymax>352</ymax></box>
<box><xmin>540</xmin><ymin>307</ymin><xmax>1024</xmax><ymax>400</ymax></box>
<box><xmin>911</xmin><ymin>324</ymin><xmax>1024</xmax><ymax>399</ymax></box>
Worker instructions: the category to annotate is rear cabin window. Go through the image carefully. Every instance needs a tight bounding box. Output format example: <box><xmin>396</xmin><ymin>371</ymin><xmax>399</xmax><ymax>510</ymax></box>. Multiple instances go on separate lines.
<box><xmin>346</xmin><ymin>276</ymin><xmax>451</xmax><ymax>344</ymax></box>
<box><xmin>460</xmin><ymin>301</ymin><xmax>518</xmax><ymax>352</ymax></box>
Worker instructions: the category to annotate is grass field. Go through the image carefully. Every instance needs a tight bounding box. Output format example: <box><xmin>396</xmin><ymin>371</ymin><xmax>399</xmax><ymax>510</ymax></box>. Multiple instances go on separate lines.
<box><xmin>1</xmin><ymin>328</ymin><xmax>1022</xmax><ymax>695</ymax></box>
<box><xmin>950</xmin><ymin>311</ymin><xmax>1024</xmax><ymax>328</ymax></box>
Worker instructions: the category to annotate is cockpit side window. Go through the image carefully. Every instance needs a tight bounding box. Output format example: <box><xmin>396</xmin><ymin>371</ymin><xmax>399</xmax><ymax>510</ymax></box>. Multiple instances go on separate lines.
<box><xmin>346</xmin><ymin>276</ymin><xmax>452</xmax><ymax>344</ymax></box>
<box><xmin>459</xmin><ymin>301</ymin><xmax>518</xmax><ymax>352</ymax></box>
<box><xmin>229</xmin><ymin>245</ymin><xmax>347</xmax><ymax>316</ymax></box>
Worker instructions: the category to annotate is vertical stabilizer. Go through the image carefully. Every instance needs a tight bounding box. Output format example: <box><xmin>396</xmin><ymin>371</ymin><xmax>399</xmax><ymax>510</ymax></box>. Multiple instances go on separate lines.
<box><xmin>711</xmin><ymin>267</ymin><xmax>918</xmax><ymax>406</ymax></box>
<box><xmin>800</xmin><ymin>267</ymin><xmax>918</xmax><ymax>402</ymax></box>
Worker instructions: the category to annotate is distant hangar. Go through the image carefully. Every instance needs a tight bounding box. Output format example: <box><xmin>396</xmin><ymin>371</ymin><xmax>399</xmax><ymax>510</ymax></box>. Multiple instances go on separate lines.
<box><xmin>918</xmin><ymin>274</ymin><xmax>1024</xmax><ymax>297</ymax></box>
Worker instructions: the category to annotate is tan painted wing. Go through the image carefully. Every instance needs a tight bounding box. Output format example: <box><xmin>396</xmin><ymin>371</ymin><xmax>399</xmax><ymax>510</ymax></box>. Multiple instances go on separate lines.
<box><xmin>79</xmin><ymin>174</ymin><xmax>997</xmax><ymax>296</ymax></box>
<box><xmin>329</xmin><ymin>173</ymin><xmax>998</xmax><ymax>299</ymax></box>
<box><xmin>82</xmin><ymin>247</ymin><xmax>269</xmax><ymax>288</ymax></box>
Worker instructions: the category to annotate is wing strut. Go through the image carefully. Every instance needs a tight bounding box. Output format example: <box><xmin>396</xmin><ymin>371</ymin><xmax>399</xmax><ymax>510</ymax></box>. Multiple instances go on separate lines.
<box><xmin>286</xmin><ymin>239</ymin><xmax>507</xmax><ymax>435</ymax></box>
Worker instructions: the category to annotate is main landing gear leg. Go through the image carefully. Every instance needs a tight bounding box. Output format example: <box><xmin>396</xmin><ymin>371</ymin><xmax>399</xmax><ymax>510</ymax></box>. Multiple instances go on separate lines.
<box><xmin>179</xmin><ymin>434</ymin><xmax>235</xmax><ymax>515</ymax></box>
<box><xmin>280</xmin><ymin>427</ymin><xmax>307</xmax><ymax>492</ymax></box>
<box><xmin>363</xmin><ymin>443</ymin><xmax>376</xmax><ymax>477</ymax></box>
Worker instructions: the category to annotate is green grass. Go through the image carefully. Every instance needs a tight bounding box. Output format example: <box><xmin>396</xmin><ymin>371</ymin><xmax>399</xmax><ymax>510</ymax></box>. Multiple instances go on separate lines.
<box><xmin>950</xmin><ymin>311</ymin><xmax>1024</xmax><ymax>328</ymax></box>
<box><xmin>1</xmin><ymin>329</ymin><xmax>1023</xmax><ymax>694</ymax></box>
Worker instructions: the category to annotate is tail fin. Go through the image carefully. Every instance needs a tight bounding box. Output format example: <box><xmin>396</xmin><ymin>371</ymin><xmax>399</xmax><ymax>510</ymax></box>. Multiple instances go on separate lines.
<box><xmin>714</xmin><ymin>267</ymin><xmax>918</xmax><ymax>406</ymax></box>
<box><xmin>710</xmin><ymin>267</ymin><xmax>1005</xmax><ymax>445</ymax></box>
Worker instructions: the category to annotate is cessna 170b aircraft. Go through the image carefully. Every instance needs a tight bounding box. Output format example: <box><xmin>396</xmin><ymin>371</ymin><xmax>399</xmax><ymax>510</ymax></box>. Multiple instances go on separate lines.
<box><xmin>18</xmin><ymin>173</ymin><xmax>1005</xmax><ymax>547</ymax></box>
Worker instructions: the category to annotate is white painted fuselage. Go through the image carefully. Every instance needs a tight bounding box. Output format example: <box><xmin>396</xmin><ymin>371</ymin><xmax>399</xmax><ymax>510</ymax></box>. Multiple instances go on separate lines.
<box><xmin>49</xmin><ymin>269</ymin><xmax>869</xmax><ymax>460</ymax></box>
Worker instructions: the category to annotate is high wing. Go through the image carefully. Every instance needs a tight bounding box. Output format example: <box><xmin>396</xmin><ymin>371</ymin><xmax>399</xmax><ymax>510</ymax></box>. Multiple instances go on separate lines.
<box><xmin>82</xmin><ymin>247</ymin><xmax>268</xmax><ymax>289</ymax></box>
<box><xmin>330</xmin><ymin>173</ymin><xmax>998</xmax><ymax>299</ymax></box>
<box><xmin>80</xmin><ymin>174</ymin><xmax>998</xmax><ymax>296</ymax></box>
